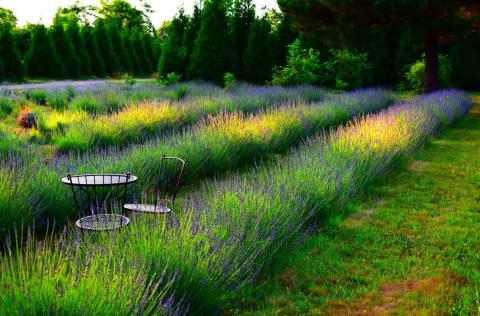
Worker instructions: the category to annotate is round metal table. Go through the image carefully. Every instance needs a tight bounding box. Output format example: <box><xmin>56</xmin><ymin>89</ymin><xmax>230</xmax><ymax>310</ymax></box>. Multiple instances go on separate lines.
<box><xmin>62</xmin><ymin>173</ymin><xmax>137</xmax><ymax>231</ymax></box>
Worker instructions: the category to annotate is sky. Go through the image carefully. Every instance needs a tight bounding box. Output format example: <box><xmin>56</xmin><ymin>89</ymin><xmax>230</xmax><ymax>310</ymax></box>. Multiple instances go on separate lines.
<box><xmin>1</xmin><ymin>0</ymin><xmax>280</xmax><ymax>28</ymax></box>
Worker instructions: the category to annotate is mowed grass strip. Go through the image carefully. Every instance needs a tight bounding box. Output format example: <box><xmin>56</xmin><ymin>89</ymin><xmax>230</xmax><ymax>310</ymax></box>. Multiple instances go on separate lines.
<box><xmin>235</xmin><ymin>95</ymin><xmax>480</xmax><ymax>315</ymax></box>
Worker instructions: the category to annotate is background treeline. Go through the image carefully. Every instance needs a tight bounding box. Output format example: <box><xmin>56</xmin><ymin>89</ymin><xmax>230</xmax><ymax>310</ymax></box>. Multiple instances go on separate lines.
<box><xmin>0</xmin><ymin>0</ymin><xmax>159</xmax><ymax>81</ymax></box>
<box><xmin>0</xmin><ymin>0</ymin><xmax>479</xmax><ymax>90</ymax></box>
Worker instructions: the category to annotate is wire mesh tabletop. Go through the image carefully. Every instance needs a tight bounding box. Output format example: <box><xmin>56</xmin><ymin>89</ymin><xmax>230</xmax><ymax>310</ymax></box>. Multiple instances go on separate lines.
<box><xmin>75</xmin><ymin>214</ymin><xmax>130</xmax><ymax>231</ymax></box>
<box><xmin>63</xmin><ymin>173</ymin><xmax>137</xmax><ymax>232</ymax></box>
<box><xmin>62</xmin><ymin>174</ymin><xmax>138</xmax><ymax>186</ymax></box>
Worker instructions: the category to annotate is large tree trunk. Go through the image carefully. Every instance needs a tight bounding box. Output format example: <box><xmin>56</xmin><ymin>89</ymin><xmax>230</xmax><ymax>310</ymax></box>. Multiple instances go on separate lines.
<box><xmin>423</xmin><ymin>30</ymin><xmax>440</xmax><ymax>94</ymax></box>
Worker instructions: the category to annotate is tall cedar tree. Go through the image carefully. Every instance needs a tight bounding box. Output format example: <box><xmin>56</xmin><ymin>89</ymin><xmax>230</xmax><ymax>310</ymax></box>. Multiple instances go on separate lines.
<box><xmin>0</xmin><ymin>25</ymin><xmax>25</xmax><ymax>80</ymax></box>
<box><xmin>189</xmin><ymin>0</ymin><xmax>234</xmax><ymax>83</ymax></box>
<box><xmin>51</xmin><ymin>23</ymin><xmax>81</xmax><ymax>77</ymax></box>
<box><xmin>67</xmin><ymin>22</ymin><xmax>92</xmax><ymax>76</ymax></box>
<box><xmin>277</xmin><ymin>0</ymin><xmax>480</xmax><ymax>93</ymax></box>
<box><xmin>344</xmin><ymin>25</ymin><xmax>398</xmax><ymax>85</ymax></box>
<box><xmin>94</xmin><ymin>19</ymin><xmax>120</xmax><ymax>75</ymax></box>
<box><xmin>107</xmin><ymin>21</ymin><xmax>133</xmax><ymax>73</ymax></box>
<box><xmin>83</xmin><ymin>26</ymin><xmax>106</xmax><ymax>77</ymax></box>
<box><xmin>0</xmin><ymin>58</ymin><xmax>4</xmax><ymax>82</ymax></box>
<box><xmin>272</xmin><ymin>13</ymin><xmax>297</xmax><ymax>68</ymax></box>
<box><xmin>394</xmin><ymin>29</ymin><xmax>424</xmax><ymax>76</ymax></box>
<box><xmin>231</xmin><ymin>0</ymin><xmax>255</xmax><ymax>79</ymax></box>
<box><xmin>242</xmin><ymin>15</ymin><xmax>276</xmax><ymax>83</ymax></box>
<box><xmin>158</xmin><ymin>8</ymin><xmax>189</xmax><ymax>78</ymax></box>
<box><xmin>183</xmin><ymin>2</ymin><xmax>202</xmax><ymax>80</ymax></box>
<box><xmin>124</xmin><ymin>32</ymin><xmax>142</xmax><ymax>74</ymax></box>
<box><xmin>449</xmin><ymin>31</ymin><xmax>480</xmax><ymax>90</ymax></box>
<box><xmin>132</xmin><ymin>30</ymin><xmax>153</xmax><ymax>75</ymax></box>
<box><xmin>143</xmin><ymin>34</ymin><xmax>160</xmax><ymax>72</ymax></box>
<box><xmin>25</xmin><ymin>25</ymin><xmax>65</xmax><ymax>78</ymax></box>
<box><xmin>14</xmin><ymin>26</ymin><xmax>34</xmax><ymax>58</ymax></box>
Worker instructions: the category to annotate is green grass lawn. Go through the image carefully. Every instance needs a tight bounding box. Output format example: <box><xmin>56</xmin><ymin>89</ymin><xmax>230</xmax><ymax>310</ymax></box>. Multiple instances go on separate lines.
<box><xmin>234</xmin><ymin>95</ymin><xmax>480</xmax><ymax>315</ymax></box>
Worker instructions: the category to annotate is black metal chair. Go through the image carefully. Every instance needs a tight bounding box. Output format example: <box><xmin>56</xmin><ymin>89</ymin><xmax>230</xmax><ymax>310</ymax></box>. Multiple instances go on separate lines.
<box><xmin>124</xmin><ymin>155</ymin><xmax>188</xmax><ymax>217</ymax></box>
<box><xmin>62</xmin><ymin>173</ymin><xmax>137</xmax><ymax>232</ymax></box>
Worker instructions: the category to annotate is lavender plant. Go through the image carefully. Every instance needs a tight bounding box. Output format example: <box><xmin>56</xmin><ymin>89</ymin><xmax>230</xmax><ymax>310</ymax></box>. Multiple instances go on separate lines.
<box><xmin>64</xmin><ymin>90</ymin><xmax>472</xmax><ymax>313</ymax></box>
<box><xmin>0</xmin><ymin>226</ymin><xmax>187</xmax><ymax>315</ymax></box>
<box><xmin>0</xmin><ymin>88</ymin><xmax>394</xmax><ymax>241</ymax></box>
<box><xmin>0</xmin><ymin>89</ymin><xmax>471</xmax><ymax>315</ymax></box>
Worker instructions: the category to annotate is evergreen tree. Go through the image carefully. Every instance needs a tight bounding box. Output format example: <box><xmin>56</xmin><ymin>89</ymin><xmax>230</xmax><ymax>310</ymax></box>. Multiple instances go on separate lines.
<box><xmin>143</xmin><ymin>34</ymin><xmax>160</xmax><ymax>72</ymax></box>
<box><xmin>13</xmin><ymin>25</ymin><xmax>35</xmax><ymax>58</ymax></box>
<box><xmin>124</xmin><ymin>32</ymin><xmax>142</xmax><ymax>74</ymax></box>
<box><xmin>272</xmin><ymin>14</ymin><xmax>297</xmax><ymax>68</ymax></box>
<box><xmin>132</xmin><ymin>30</ymin><xmax>152</xmax><ymax>75</ymax></box>
<box><xmin>83</xmin><ymin>26</ymin><xmax>106</xmax><ymax>77</ymax></box>
<box><xmin>242</xmin><ymin>15</ymin><xmax>276</xmax><ymax>83</ymax></box>
<box><xmin>0</xmin><ymin>24</ymin><xmax>25</xmax><ymax>80</ymax></box>
<box><xmin>278</xmin><ymin>0</ymin><xmax>480</xmax><ymax>93</ymax></box>
<box><xmin>67</xmin><ymin>22</ymin><xmax>91</xmax><ymax>76</ymax></box>
<box><xmin>394</xmin><ymin>28</ymin><xmax>423</xmax><ymax>77</ymax></box>
<box><xmin>231</xmin><ymin>0</ymin><xmax>255</xmax><ymax>79</ymax></box>
<box><xmin>25</xmin><ymin>24</ymin><xmax>65</xmax><ymax>78</ymax></box>
<box><xmin>107</xmin><ymin>21</ymin><xmax>132</xmax><ymax>73</ymax></box>
<box><xmin>450</xmin><ymin>32</ymin><xmax>480</xmax><ymax>90</ymax></box>
<box><xmin>189</xmin><ymin>0</ymin><xmax>234</xmax><ymax>83</ymax></box>
<box><xmin>158</xmin><ymin>8</ymin><xmax>189</xmax><ymax>77</ymax></box>
<box><xmin>94</xmin><ymin>19</ymin><xmax>120</xmax><ymax>75</ymax></box>
<box><xmin>182</xmin><ymin>2</ymin><xmax>202</xmax><ymax>80</ymax></box>
<box><xmin>0</xmin><ymin>58</ymin><xmax>4</xmax><ymax>82</ymax></box>
<box><xmin>51</xmin><ymin>23</ymin><xmax>81</xmax><ymax>77</ymax></box>
<box><xmin>354</xmin><ymin>26</ymin><xmax>397</xmax><ymax>86</ymax></box>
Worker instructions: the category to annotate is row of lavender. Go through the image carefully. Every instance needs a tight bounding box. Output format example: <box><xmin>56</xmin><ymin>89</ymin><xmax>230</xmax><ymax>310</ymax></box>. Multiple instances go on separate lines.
<box><xmin>0</xmin><ymin>90</ymin><xmax>472</xmax><ymax>314</ymax></box>
<box><xmin>0</xmin><ymin>87</ymin><xmax>394</xmax><ymax>241</ymax></box>
<box><xmin>0</xmin><ymin>82</ymin><xmax>326</xmax><ymax>155</ymax></box>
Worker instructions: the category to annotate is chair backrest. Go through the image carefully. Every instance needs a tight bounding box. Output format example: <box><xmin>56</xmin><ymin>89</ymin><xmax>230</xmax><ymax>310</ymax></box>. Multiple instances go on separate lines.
<box><xmin>65</xmin><ymin>173</ymin><xmax>132</xmax><ymax>217</ymax></box>
<box><xmin>155</xmin><ymin>155</ymin><xmax>188</xmax><ymax>208</ymax></box>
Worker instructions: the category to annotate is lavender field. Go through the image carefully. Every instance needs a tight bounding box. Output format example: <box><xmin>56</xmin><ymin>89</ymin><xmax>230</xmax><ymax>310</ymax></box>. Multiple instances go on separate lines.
<box><xmin>0</xmin><ymin>82</ymin><xmax>473</xmax><ymax>314</ymax></box>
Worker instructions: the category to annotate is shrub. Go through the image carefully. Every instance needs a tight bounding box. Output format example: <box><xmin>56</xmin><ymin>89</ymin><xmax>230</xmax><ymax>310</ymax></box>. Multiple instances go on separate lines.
<box><xmin>324</xmin><ymin>49</ymin><xmax>372</xmax><ymax>90</ymax></box>
<box><xmin>271</xmin><ymin>39</ymin><xmax>321</xmax><ymax>86</ymax></box>
<box><xmin>175</xmin><ymin>86</ymin><xmax>188</xmax><ymax>101</ymax></box>
<box><xmin>223</xmin><ymin>72</ymin><xmax>236</xmax><ymax>91</ymax></box>
<box><xmin>158</xmin><ymin>72</ymin><xmax>182</xmax><ymax>86</ymax></box>
<box><xmin>65</xmin><ymin>85</ymin><xmax>75</xmax><ymax>101</ymax></box>
<box><xmin>100</xmin><ymin>91</ymin><xmax>124</xmax><ymax>113</ymax></box>
<box><xmin>0</xmin><ymin>97</ymin><xmax>13</xmax><ymax>119</ymax></box>
<box><xmin>121</xmin><ymin>72</ymin><xmax>136</xmax><ymax>85</ymax></box>
<box><xmin>69</xmin><ymin>94</ymin><xmax>104</xmax><ymax>113</ymax></box>
<box><xmin>402</xmin><ymin>54</ymin><xmax>453</xmax><ymax>93</ymax></box>
<box><xmin>30</xmin><ymin>89</ymin><xmax>48</xmax><ymax>105</ymax></box>
<box><xmin>46</xmin><ymin>90</ymin><xmax>69</xmax><ymax>111</ymax></box>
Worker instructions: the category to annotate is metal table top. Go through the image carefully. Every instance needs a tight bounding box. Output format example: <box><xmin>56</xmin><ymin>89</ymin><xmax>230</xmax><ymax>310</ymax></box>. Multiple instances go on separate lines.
<box><xmin>62</xmin><ymin>174</ymin><xmax>137</xmax><ymax>186</ymax></box>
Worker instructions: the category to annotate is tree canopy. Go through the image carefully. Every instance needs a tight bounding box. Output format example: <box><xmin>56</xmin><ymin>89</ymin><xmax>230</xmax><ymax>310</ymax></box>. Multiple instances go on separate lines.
<box><xmin>99</xmin><ymin>0</ymin><xmax>155</xmax><ymax>34</ymax></box>
<box><xmin>0</xmin><ymin>7</ymin><xmax>17</xmax><ymax>27</ymax></box>
<box><xmin>277</xmin><ymin>0</ymin><xmax>480</xmax><ymax>93</ymax></box>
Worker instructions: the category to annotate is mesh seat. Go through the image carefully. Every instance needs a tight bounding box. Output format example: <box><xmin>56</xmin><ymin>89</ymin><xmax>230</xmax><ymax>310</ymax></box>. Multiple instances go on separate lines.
<box><xmin>75</xmin><ymin>214</ymin><xmax>130</xmax><ymax>231</ymax></box>
<box><xmin>124</xmin><ymin>155</ymin><xmax>188</xmax><ymax>217</ymax></box>
<box><xmin>123</xmin><ymin>204</ymin><xmax>171</xmax><ymax>214</ymax></box>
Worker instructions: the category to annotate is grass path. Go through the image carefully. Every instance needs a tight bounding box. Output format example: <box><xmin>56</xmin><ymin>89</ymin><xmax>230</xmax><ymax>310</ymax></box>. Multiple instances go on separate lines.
<box><xmin>235</xmin><ymin>95</ymin><xmax>480</xmax><ymax>315</ymax></box>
